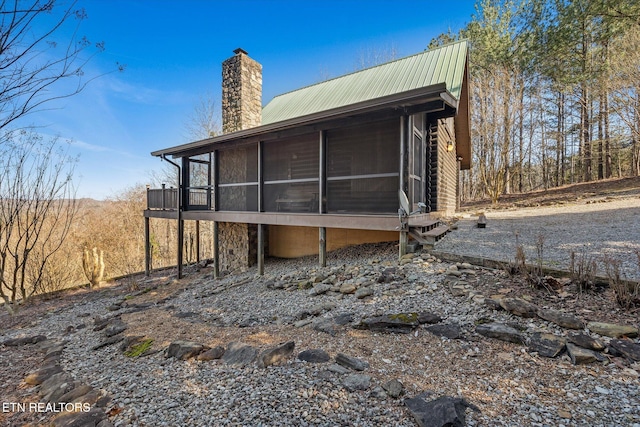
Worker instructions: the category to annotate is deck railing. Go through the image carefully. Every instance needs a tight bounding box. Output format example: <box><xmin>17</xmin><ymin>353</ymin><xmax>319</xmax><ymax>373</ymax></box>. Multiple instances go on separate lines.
<box><xmin>147</xmin><ymin>185</ymin><xmax>178</xmax><ymax>210</ymax></box>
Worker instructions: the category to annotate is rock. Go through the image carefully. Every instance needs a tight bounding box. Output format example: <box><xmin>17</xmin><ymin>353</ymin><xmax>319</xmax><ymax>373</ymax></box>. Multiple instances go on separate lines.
<box><xmin>40</xmin><ymin>372</ymin><xmax>75</xmax><ymax>403</ymax></box>
<box><xmin>103</xmin><ymin>319</ymin><xmax>127</xmax><ymax>337</ymax></box>
<box><xmin>298</xmin><ymin>349</ymin><xmax>330</xmax><ymax>363</ymax></box>
<box><xmin>499</xmin><ymin>297</ymin><xmax>538</xmax><ymax>318</ymax></box>
<box><xmin>417</xmin><ymin>312</ymin><xmax>442</xmax><ymax>324</ymax></box>
<box><xmin>382</xmin><ymin>379</ymin><xmax>404</xmax><ymax>398</ymax></box>
<box><xmin>342</xmin><ymin>374</ymin><xmax>371</xmax><ymax>391</ymax></box>
<box><xmin>587</xmin><ymin>322</ymin><xmax>638</xmax><ymax>338</ymax></box>
<box><xmin>222</xmin><ymin>342</ymin><xmax>258</xmax><ymax>366</ymax></box>
<box><xmin>197</xmin><ymin>345</ymin><xmax>225</xmax><ymax>361</ymax></box>
<box><xmin>25</xmin><ymin>364</ymin><xmax>63</xmax><ymax>385</ymax></box>
<box><xmin>527</xmin><ymin>333</ymin><xmax>566</xmax><ymax>358</ymax></box>
<box><xmin>566</xmin><ymin>343</ymin><xmax>603</xmax><ymax>365</ymax></box>
<box><xmin>569</xmin><ymin>333</ymin><xmax>605</xmax><ymax>351</ymax></box>
<box><xmin>404</xmin><ymin>393</ymin><xmax>479</xmax><ymax>427</ymax></box>
<box><xmin>335</xmin><ymin>353</ymin><xmax>369</xmax><ymax>371</ymax></box>
<box><xmin>356</xmin><ymin>313</ymin><xmax>419</xmax><ymax>333</ymax></box>
<box><xmin>369</xmin><ymin>386</ymin><xmax>388</xmax><ymax>399</ymax></box>
<box><xmin>475</xmin><ymin>322</ymin><xmax>524</xmax><ymax>344</ymax></box>
<box><xmin>333</xmin><ymin>313</ymin><xmax>354</xmax><ymax>325</ymax></box>
<box><xmin>426</xmin><ymin>324</ymin><xmax>462</xmax><ymax>340</ymax></box>
<box><xmin>52</xmin><ymin>406</ymin><xmax>107</xmax><ymax>427</ymax></box>
<box><xmin>609</xmin><ymin>339</ymin><xmax>640</xmax><ymax>361</ymax></box>
<box><xmin>327</xmin><ymin>363</ymin><xmax>350</xmax><ymax>374</ymax></box>
<box><xmin>354</xmin><ymin>287</ymin><xmax>373</xmax><ymax>299</ymax></box>
<box><xmin>58</xmin><ymin>384</ymin><xmax>94</xmax><ymax>403</ymax></box>
<box><xmin>2</xmin><ymin>334</ymin><xmax>47</xmax><ymax>346</ymax></box>
<box><xmin>258</xmin><ymin>341</ymin><xmax>295</xmax><ymax>367</ymax></box>
<box><xmin>165</xmin><ymin>341</ymin><xmax>205</xmax><ymax>360</ymax></box>
<box><xmin>313</xmin><ymin>318</ymin><xmax>337</xmax><ymax>336</ymax></box>
<box><xmin>339</xmin><ymin>283</ymin><xmax>356</xmax><ymax>294</ymax></box>
<box><xmin>92</xmin><ymin>334</ymin><xmax>124</xmax><ymax>351</ymax></box>
<box><xmin>309</xmin><ymin>283</ymin><xmax>331</xmax><ymax>296</ymax></box>
<box><xmin>537</xmin><ymin>308</ymin><xmax>584</xmax><ymax>329</ymax></box>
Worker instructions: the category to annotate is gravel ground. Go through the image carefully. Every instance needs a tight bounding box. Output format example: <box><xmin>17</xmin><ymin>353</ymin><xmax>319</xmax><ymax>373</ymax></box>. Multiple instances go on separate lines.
<box><xmin>437</xmin><ymin>197</ymin><xmax>640</xmax><ymax>280</ymax></box>
<box><xmin>1</xmin><ymin>240</ymin><xmax>639</xmax><ymax>427</ymax></box>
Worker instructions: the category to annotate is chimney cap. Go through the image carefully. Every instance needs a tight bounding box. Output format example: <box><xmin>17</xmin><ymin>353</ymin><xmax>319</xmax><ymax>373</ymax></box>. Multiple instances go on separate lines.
<box><xmin>233</xmin><ymin>48</ymin><xmax>248</xmax><ymax>56</ymax></box>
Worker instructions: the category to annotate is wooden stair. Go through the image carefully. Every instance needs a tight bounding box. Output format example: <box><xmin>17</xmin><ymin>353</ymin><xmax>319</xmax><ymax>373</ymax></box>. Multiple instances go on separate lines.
<box><xmin>407</xmin><ymin>218</ymin><xmax>449</xmax><ymax>247</ymax></box>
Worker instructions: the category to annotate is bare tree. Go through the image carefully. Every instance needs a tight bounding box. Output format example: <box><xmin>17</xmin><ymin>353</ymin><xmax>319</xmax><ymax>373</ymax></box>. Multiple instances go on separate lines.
<box><xmin>184</xmin><ymin>92</ymin><xmax>221</xmax><ymax>141</ymax></box>
<box><xmin>0</xmin><ymin>131</ymin><xmax>77</xmax><ymax>313</ymax></box>
<box><xmin>353</xmin><ymin>43</ymin><xmax>398</xmax><ymax>71</ymax></box>
<box><xmin>0</xmin><ymin>0</ymin><xmax>121</xmax><ymax>132</ymax></box>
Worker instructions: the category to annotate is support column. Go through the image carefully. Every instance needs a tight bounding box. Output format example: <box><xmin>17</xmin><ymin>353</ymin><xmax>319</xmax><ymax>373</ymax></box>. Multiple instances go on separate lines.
<box><xmin>144</xmin><ymin>217</ymin><xmax>150</xmax><ymax>276</ymax></box>
<box><xmin>213</xmin><ymin>221</ymin><xmax>219</xmax><ymax>279</ymax></box>
<box><xmin>257</xmin><ymin>224</ymin><xmax>264</xmax><ymax>275</ymax></box>
<box><xmin>399</xmin><ymin>231</ymin><xmax>408</xmax><ymax>260</ymax></box>
<box><xmin>319</xmin><ymin>227</ymin><xmax>326</xmax><ymax>267</ymax></box>
<box><xmin>195</xmin><ymin>220</ymin><xmax>201</xmax><ymax>264</ymax></box>
<box><xmin>177</xmin><ymin>217</ymin><xmax>184</xmax><ymax>279</ymax></box>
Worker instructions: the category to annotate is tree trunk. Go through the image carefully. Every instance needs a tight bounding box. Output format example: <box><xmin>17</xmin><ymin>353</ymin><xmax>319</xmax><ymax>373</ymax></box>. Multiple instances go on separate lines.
<box><xmin>598</xmin><ymin>91</ymin><xmax>604</xmax><ymax>180</ymax></box>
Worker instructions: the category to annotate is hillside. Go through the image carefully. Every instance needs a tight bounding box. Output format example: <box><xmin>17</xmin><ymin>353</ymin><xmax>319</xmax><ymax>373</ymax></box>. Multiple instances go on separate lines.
<box><xmin>461</xmin><ymin>176</ymin><xmax>640</xmax><ymax>212</ymax></box>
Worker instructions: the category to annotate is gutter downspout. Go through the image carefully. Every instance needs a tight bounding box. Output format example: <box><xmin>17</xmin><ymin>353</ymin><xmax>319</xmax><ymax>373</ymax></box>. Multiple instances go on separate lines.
<box><xmin>161</xmin><ymin>154</ymin><xmax>183</xmax><ymax>279</ymax></box>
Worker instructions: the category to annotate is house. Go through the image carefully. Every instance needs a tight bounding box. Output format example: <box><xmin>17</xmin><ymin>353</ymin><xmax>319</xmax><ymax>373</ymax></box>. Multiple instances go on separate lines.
<box><xmin>144</xmin><ymin>41</ymin><xmax>471</xmax><ymax>278</ymax></box>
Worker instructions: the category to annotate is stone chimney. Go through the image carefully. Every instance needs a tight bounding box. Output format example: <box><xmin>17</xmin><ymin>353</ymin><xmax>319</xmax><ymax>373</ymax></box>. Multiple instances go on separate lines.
<box><xmin>222</xmin><ymin>48</ymin><xmax>262</xmax><ymax>134</ymax></box>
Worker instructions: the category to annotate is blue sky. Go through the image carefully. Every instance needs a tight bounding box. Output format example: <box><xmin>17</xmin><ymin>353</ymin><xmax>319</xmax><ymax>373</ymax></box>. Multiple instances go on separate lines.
<box><xmin>25</xmin><ymin>0</ymin><xmax>477</xmax><ymax>199</ymax></box>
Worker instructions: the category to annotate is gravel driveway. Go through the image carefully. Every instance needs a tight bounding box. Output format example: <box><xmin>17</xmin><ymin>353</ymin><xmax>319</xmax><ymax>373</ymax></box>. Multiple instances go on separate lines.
<box><xmin>436</xmin><ymin>197</ymin><xmax>640</xmax><ymax>280</ymax></box>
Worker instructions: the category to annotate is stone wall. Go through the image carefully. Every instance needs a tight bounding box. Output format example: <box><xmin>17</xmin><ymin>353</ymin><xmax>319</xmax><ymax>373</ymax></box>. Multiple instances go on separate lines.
<box><xmin>222</xmin><ymin>48</ymin><xmax>262</xmax><ymax>134</ymax></box>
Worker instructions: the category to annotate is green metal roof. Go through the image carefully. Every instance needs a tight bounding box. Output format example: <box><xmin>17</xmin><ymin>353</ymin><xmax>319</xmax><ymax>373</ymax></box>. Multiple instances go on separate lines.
<box><xmin>262</xmin><ymin>40</ymin><xmax>468</xmax><ymax>125</ymax></box>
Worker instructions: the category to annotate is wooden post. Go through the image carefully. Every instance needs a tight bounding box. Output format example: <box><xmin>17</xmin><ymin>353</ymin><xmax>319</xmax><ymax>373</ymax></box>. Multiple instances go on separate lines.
<box><xmin>177</xmin><ymin>218</ymin><xmax>184</xmax><ymax>279</ymax></box>
<box><xmin>195</xmin><ymin>220</ymin><xmax>200</xmax><ymax>264</ymax></box>
<box><xmin>257</xmin><ymin>224</ymin><xmax>264</xmax><ymax>275</ymax></box>
<box><xmin>319</xmin><ymin>227</ymin><xmax>326</xmax><ymax>267</ymax></box>
<box><xmin>144</xmin><ymin>216</ymin><xmax>150</xmax><ymax>276</ymax></box>
<box><xmin>399</xmin><ymin>231</ymin><xmax>408</xmax><ymax>260</ymax></box>
<box><xmin>213</xmin><ymin>221</ymin><xmax>219</xmax><ymax>279</ymax></box>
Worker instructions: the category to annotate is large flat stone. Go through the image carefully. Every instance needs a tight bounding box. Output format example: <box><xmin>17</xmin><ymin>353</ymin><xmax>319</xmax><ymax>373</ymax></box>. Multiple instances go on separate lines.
<box><xmin>356</xmin><ymin>313</ymin><xmax>419</xmax><ymax>333</ymax></box>
<box><xmin>342</xmin><ymin>374</ymin><xmax>371</xmax><ymax>391</ymax></box>
<box><xmin>2</xmin><ymin>335</ymin><xmax>47</xmax><ymax>346</ymax></box>
<box><xmin>405</xmin><ymin>393</ymin><xmax>478</xmax><ymax>427</ymax></box>
<box><xmin>475</xmin><ymin>322</ymin><xmax>524</xmax><ymax>344</ymax></box>
<box><xmin>222</xmin><ymin>342</ymin><xmax>257</xmax><ymax>366</ymax></box>
<box><xmin>537</xmin><ymin>309</ymin><xmax>584</xmax><ymax>329</ymax></box>
<box><xmin>335</xmin><ymin>353</ymin><xmax>369</xmax><ymax>371</ymax></box>
<box><xmin>569</xmin><ymin>333</ymin><xmax>605</xmax><ymax>351</ymax></box>
<box><xmin>258</xmin><ymin>341</ymin><xmax>295</xmax><ymax>367</ymax></box>
<box><xmin>566</xmin><ymin>343</ymin><xmax>604</xmax><ymax>365</ymax></box>
<box><xmin>298</xmin><ymin>349</ymin><xmax>330</xmax><ymax>363</ymax></box>
<box><xmin>528</xmin><ymin>333</ymin><xmax>566</xmax><ymax>358</ymax></box>
<box><xmin>25</xmin><ymin>364</ymin><xmax>63</xmax><ymax>385</ymax></box>
<box><xmin>52</xmin><ymin>406</ymin><xmax>107</xmax><ymax>427</ymax></box>
<box><xmin>587</xmin><ymin>322</ymin><xmax>638</xmax><ymax>338</ymax></box>
<box><xmin>197</xmin><ymin>345</ymin><xmax>225</xmax><ymax>361</ymax></box>
<box><xmin>499</xmin><ymin>298</ymin><xmax>537</xmax><ymax>318</ymax></box>
<box><xmin>165</xmin><ymin>341</ymin><xmax>205</xmax><ymax>360</ymax></box>
<box><xmin>609</xmin><ymin>339</ymin><xmax>640</xmax><ymax>361</ymax></box>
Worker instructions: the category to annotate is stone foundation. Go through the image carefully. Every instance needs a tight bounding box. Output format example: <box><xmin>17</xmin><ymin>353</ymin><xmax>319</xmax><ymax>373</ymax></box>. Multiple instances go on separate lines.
<box><xmin>218</xmin><ymin>222</ymin><xmax>258</xmax><ymax>272</ymax></box>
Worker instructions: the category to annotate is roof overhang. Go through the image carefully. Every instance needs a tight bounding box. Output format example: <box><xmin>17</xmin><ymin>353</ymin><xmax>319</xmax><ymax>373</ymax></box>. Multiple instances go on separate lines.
<box><xmin>152</xmin><ymin>83</ymin><xmax>454</xmax><ymax>159</ymax></box>
<box><xmin>454</xmin><ymin>59</ymin><xmax>471</xmax><ymax>170</ymax></box>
